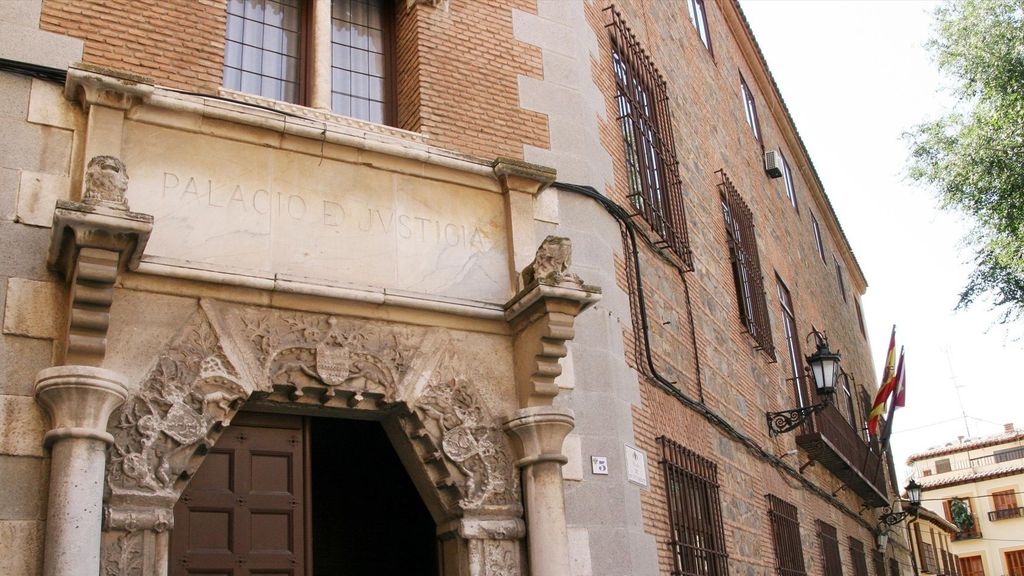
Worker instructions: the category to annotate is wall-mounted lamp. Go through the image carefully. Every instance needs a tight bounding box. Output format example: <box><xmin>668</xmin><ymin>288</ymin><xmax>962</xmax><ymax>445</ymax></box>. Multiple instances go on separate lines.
<box><xmin>878</xmin><ymin>478</ymin><xmax>923</xmax><ymax>528</ymax></box>
<box><xmin>766</xmin><ymin>328</ymin><xmax>840</xmax><ymax>436</ymax></box>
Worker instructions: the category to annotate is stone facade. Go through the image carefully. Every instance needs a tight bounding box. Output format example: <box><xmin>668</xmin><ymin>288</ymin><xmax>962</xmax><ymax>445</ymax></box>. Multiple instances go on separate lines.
<box><xmin>1</xmin><ymin>1</ymin><xmax>913</xmax><ymax>575</ymax></box>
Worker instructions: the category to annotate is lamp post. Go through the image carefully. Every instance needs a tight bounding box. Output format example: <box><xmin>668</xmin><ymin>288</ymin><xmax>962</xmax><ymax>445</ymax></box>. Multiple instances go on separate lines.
<box><xmin>766</xmin><ymin>328</ymin><xmax>840</xmax><ymax>436</ymax></box>
<box><xmin>878</xmin><ymin>478</ymin><xmax>923</xmax><ymax>535</ymax></box>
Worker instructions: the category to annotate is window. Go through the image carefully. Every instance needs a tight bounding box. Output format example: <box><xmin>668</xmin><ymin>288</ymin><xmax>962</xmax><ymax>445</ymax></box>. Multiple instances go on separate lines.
<box><xmin>958</xmin><ymin>555</ymin><xmax>984</xmax><ymax>576</ymax></box>
<box><xmin>993</xmin><ymin>446</ymin><xmax>1024</xmax><ymax>463</ymax></box>
<box><xmin>225</xmin><ymin>0</ymin><xmax>304</xmax><ymax>103</ymax></box>
<box><xmin>850</xmin><ymin>538</ymin><xmax>869</xmax><ymax>576</ymax></box>
<box><xmin>781</xmin><ymin>151</ymin><xmax>798</xmax><ymax>210</ymax></box>
<box><xmin>990</xmin><ymin>489</ymin><xmax>1022</xmax><ymax>521</ymax></box>
<box><xmin>686</xmin><ymin>0</ymin><xmax>712</xmax><ymax>52</ymax></box>
<box><xmin>223</xmin><ymin>0</ymin><xmax>395</xmax><ymax>124</ymax></box>
<box><xmin>817</xmin><ymin>521</ymin><xmax>844</xmax><ymax>576</ymax></box>
<box><xmin>855</xmin><ymin>299</ymin><xmax>866</xmax><ymax>338</ymax></box>
<box><xmin>740</xmin><ymin>75</ymin><xmax>761</xmax><ymax>142</ymax></box>
<box><xmin>719</xmin><ymin>171</ymin><xmax>774</xmax><ymax>358</ymax></box>
<box><xmin>767</xmin><ymin>495</ymin><xmax>807</xmax><ymax>576</ymax></box>
<box><xmin>834</xmin><ymin>255</ymin><xmax>847</xmax><ymax>302</ymax></box>
<box><xmin>606</xmin><ymin>7</ymin><xmax>693</xmax><ymax>268</ymax></box>
<box><xmin>811</xmin><ymin>213</ymin><xmax>826</xmax><ymax>262</ymax></box>
<box><xmin>1009</xmin><ymin>550</ymin><xmax>1024</xmax><ymax>576</ymax></box>
<box><xmin>838</xmin><ymin>372</ymin><xmax>858</xmax><ymax>430</ymax></box>
<box><xmin>935</xmin><ymin>459</ymin><xmax>952</xmax><ymax>474</ymax></box>
<box><xmin>778</xmin><ymin>278</ymin><xmax>806</xmax><ymax>407</ymax></box>
<box><xmin>890</xmin><ymin>558</ymin><xmax>901</xmax><ymax>576</ymax></box>
<box><xmin>658</xmin><ymin>437</ymin><xmax>729</xmax><ymax>576</ymax></box>
<box><xmin>872</xmin><ymin>551</ymin><xmax>886</xmax><ymax>576</ymax></box>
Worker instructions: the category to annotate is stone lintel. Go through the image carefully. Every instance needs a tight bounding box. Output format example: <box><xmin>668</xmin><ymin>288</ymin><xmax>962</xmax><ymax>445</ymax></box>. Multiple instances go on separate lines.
<box><xmin>492</xmin><ymin>157</ymin><xmax>556</xmax><ymax>196</ymax></box>
<box><xmin>64</xmin><ymin>63</ymin><xmax>154</xmax><ymax>111</ymax></box>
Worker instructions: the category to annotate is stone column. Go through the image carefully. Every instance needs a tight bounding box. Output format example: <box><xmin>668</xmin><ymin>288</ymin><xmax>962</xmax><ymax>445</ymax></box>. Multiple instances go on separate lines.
<box><xmin>35</xmin><ymin>366</ymin><xmax>128</xmax><ymax>576</ymax></box>
<box><xmin>309</xmin><ymin>0</ymin><xmax>333</xmax><ymax>110</ymax></box>
<box><xmin>505</xmin><ymin>407</ymin><xmax>575</xmax><ymax>576</ymax></box>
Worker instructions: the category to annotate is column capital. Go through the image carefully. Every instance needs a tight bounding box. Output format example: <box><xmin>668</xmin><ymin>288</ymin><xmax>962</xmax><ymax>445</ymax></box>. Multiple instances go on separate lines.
<box><xmin>34</xmin><ymin>365</ymin><xmax>128</xmax><ymax>447</ymax></box>
<box><xmin>504</xmin><ymin>406</ymin><xmax>575</xmax><ymax>467</ymax></box>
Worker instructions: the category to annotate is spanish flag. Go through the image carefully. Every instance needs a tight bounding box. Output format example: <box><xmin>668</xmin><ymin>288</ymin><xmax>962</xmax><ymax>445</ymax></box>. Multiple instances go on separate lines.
<box><xmin>867</xmin><ymin>326</ymin><xmax>897</xmax><ymax>438</ymax></box>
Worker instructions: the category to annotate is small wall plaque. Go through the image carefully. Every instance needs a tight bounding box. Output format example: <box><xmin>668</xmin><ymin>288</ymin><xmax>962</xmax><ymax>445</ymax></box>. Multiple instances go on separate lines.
<box><xmin>624</xmin><ymin>444</ymin><xmax>649</xmax><ymax>487</ymax></box>
<box><xmin>591</xmin><ymin>456</ymin><xmax>609</xmax><ymax>475</ymax></box>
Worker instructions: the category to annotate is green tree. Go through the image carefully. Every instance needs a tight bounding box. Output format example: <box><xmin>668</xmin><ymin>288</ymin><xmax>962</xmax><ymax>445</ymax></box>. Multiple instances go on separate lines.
<box><xmin>906</xmin><ymin>0</ymin><xmax>1024</xmax><ymax>322</ymax></box>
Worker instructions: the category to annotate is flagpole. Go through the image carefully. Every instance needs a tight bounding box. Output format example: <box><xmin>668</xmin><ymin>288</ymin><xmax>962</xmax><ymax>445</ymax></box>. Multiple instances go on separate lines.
<box><xmin>873</xmin><ymin>347</ymin><xmax>905</xmax><ymax>492</ymax></box>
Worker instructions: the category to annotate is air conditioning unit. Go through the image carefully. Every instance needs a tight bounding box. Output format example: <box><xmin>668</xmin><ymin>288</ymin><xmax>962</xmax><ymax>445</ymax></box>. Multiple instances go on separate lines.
<box><xmin>764</xmin><ymin>149</ymin><xmax>783</xmax><ymax>179</ymax></box>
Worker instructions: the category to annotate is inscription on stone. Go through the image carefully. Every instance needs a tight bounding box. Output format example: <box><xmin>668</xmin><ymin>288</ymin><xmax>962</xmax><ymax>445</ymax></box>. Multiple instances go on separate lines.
<box><xmin>124</xmin><ymin>122</ymin><xmax>510</xmax><ymax>301</ymax></box>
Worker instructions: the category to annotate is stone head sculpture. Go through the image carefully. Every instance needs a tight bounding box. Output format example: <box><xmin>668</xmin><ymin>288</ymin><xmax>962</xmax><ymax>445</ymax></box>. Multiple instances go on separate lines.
<box><xmin>83</xmin><ymin>155</ymin><xmax>129</xmax><ymax>209</ymax></box>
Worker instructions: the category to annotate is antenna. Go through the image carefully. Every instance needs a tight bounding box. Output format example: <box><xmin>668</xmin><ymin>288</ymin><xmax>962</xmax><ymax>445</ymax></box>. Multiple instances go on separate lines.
<box><xmin>945</xmin><ymin>346</ymin><xmax>971</xmax><ymax>439</ymax></box>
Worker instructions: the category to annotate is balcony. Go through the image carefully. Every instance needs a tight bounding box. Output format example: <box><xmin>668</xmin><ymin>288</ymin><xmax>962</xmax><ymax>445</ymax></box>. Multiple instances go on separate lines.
<box><xmin>952</xmin><ymin>516</ymin><xmax>982</xmax><ymax>541</ymax></box>
<box><xmin>796</xmin><ymin>404</ymin><xmax>889</xmax><ymax>506</ymax></box>
<box><xmin>989</xmin><ymin>506</ymin><xmax>1024</xmax><ymax>521</ymax></box>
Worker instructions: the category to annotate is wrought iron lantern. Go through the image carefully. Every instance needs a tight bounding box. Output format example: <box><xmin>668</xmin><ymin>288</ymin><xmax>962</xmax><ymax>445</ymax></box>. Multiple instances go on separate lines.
<box><xmin>878</xmin><ymin>478</ymin><xmax>923</xmax><ymax>528</ymax></box>
<box><xmin>766</xmin><ymin>328</ymin><xmax>840</xmax><ymax>436</ymax></box>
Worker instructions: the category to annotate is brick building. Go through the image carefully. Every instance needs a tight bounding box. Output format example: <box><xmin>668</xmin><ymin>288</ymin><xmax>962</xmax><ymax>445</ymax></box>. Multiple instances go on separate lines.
<box><xmin>0</xmin><ymin>0</ymin><xmax>913</xmax><ymax>575</ymax></box>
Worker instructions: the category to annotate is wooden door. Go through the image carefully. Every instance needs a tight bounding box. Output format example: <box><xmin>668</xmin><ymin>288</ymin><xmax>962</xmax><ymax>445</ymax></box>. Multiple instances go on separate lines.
<box><xmin>171</xmin><ymin>412</ymin><xmax>306</xmax><ymax>576</ymax></box>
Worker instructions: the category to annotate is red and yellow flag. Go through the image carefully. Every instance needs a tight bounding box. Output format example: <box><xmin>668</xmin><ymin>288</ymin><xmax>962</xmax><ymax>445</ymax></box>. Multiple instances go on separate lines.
<box><xmin>867</xmin><ymin>326</ymin><xmax>897</xmax><ymax>437</ymax></box>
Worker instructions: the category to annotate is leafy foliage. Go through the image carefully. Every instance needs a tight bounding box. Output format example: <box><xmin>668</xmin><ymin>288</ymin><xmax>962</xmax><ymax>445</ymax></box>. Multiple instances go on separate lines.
<box><xmin>950</xmin><ymin>498</ymin><xmax>974</xmax><ymax>532</ymax></box>
<box><xmin>906</xmin><ymin>0</ymin><xmax>1024</xmax><ymax>322</ymax></box>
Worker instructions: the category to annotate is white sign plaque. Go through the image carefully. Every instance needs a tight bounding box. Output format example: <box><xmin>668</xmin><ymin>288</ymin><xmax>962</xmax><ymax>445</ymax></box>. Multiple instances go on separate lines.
<box><xmin>624</xmin><ymin>444</ymin><xmax>649</xmax><ymax>487</ymax></box>
<box><xmin>591</xmin><ymin>456</ymin><xmax>609</xmax><ymax>475</ymax></box>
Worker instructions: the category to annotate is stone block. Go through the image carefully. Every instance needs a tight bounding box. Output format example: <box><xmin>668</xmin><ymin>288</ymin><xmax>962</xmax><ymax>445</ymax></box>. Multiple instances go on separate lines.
<box><xmin>563</xmin><ymin>433</ymin><xmax>583</xmax><ymax>481</ymax></box>
<box><xmin>106</xmin><ymin>290</ymin><xmax>199</xmax><ymax>389</ymax></box>
<box><xmin>0</xmin><ymin>72</ymin><xmax>31</xmax><ymax>120</ymax></box>
<box><xmin>0</xmin><ymin>520</ymin><xmax>44</xmax><ymax>576</ymax></box>
<box><xmin>555</xmin><ymin>345</ymin><xmax>575</xmax><ymax>390</ymax></box>
<box><xmin>2</xmin><ymin>278</ymin><xmax>63</xmax><ymax>340</ymax></box>
<box><xmin>16</xmin><ymin>170</ymin><xmax>68</xmax><ymax>227</ymax></box>
<box><xmin>0</xmin><ymin>395</ymin><xmax>46</xmax><ymax>456</ymax></box>
<box><xmin>567</xmin><ymin>526</ymin><xmax>593</xmax><ymax>576</ymax></box>
<box><xmin>0</xmin><ymin>455</ymin><xmax>48</xmax><ymax>519</ymax></box>
<box><xmin>0</xmin><ymin>121</ymin><xmax>73</xmax><ymax>175</ymax></box>
<box><xmin>0</xmin><ymin>334</ymin><xmax>53</xmax><ymax>396</ymax></box>
<box><xmin>27</xmin><ymin>78</ymin><xmax>80</xmax><ymax>130</ymax></box>
<box><xmin>0</xmin><ymin>21</ymin><xmax>83</xmax><ymax>71</ymax></box>
<box><xmin>0</xmin><ymin>167</ymin><xmax>17</xmax><ymax>222</ymax></box>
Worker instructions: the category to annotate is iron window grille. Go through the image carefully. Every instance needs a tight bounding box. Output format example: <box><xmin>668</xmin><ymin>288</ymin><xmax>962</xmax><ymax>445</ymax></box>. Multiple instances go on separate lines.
<box><xmin>720</xmin><ymin>170</ymin><xmax>775</xmax><ymax>360</ymax></box>
<box><xmin>872</xmin><ymin>551</ymin><xmax>885</xmax><ymax>576</ymax></box>
<box><xmin>606</xmin><ymin>6</ymin><xmax>694</xmax><ymax>269</ymax></box>
<box><xmin>817</xmin><ymin>520</ymin><xmax>844</xmax><ymax>576</ymax></box>
<box><xmin>658</xmin><ymin>437</ymin><xmax>730</xmax><ymax>576</ymax></box>
<box><xmin>686</xmin><ymin>0</ymin><xmax>712</xmax><ymax>53</ymax></box>
<box><xmin>767</xmin><ymin>495</ymin><xmax>807</xmax><ymax>576</ymax></box>
<box><xmin>225</xmin><ymin>0</ymin><xmax>305</xmax><ymax>103</ymax></box>
<box><xmin>850</xmin><ymin>537</ymin><xmax>869</xmax><ymax>576</ymax></box>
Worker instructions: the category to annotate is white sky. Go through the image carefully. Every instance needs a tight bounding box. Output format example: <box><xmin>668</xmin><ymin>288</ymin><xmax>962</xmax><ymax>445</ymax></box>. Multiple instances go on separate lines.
<box><xmin>739</xmin><ymin>0</ymin><xmax>1024</xmax><ymax>483</ymax></box>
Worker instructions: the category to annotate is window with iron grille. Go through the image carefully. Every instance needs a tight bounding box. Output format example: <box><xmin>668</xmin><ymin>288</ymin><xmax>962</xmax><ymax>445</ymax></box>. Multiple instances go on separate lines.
<box><xmin>720</xmin><ymin>171</ymin><xmax>775</xmax><ymax>359</ymax></box>
<box><xmin>817</xmin><ymin>520</ymin><xmax>844</xmax><ymax>576</ymax></box>
<box><xmin>606</xmin><ymin>6</ymin><xmax>693</xmax><ymax>269</ymax></box>
<box><xmin>767</xmin><ymin>495</ymin><xmax>807</xmax><ymax>576</ymax></box>
<box><xmin>872</xmin><ymin>550</ymin><xmax>885</xmax><ymax>576</ymax></box>
<box><xmin>686</xmin><ymin>0</ymin><xmax>712</xmax><ymax>53</ymax></box>
<box><xmin>658</xmin><ymin>436</ymin><xmax>729</xmax><ymax>576</ymax></box>
<box><xmin>849</xmin><ymin>537</ymin><xmax>869</xmax><ymax>576</ymax></box>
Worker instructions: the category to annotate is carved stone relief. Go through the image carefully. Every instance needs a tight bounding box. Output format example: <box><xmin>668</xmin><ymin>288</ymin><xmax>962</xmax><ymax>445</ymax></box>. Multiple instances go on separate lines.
<box><xmin>83</xmin><ymin>155</ymin><xmax>130</xmax><ymax>209</ymax></box>
<box><xmin>102</xmin><ymin>299</ymin><xmax>523</xmax><ymax>574</ymax></box>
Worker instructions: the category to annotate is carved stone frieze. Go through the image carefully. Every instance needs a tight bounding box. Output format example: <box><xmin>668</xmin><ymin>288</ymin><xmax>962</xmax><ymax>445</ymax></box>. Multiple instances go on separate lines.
<box><xmin>103</xmin><ymin>531</ymin><xmax>143</xmax><ymax>576</ymax></box>
<box><xmin>468</xmin><ymin>539</ymin><xmax>521</xmax><ymax>576</ymax></box>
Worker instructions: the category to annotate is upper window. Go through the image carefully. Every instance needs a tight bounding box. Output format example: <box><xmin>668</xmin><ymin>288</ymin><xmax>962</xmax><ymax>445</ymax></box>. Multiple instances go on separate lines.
<box><xmin>225</xmin><ymin>0</ymin><xmax>303</xmax><ymax>103</ymax></box>
<box><xmin>993</xmin><ymin>446</ymin><xmax>1024</xmax><ymax>463</ymax></box>
<box><xmin>778</xmin><ymin>277</ymin><xmax>806</xmax><ymax>407</ymax></box>
<box><xmin>811</xmin><ymin>213</ymin><xmax>826</xmax><ymax>262</ymax></box>
<box><xmin>686</xmin><ymin>0</ymin><xmax>712</xmax><ymax>53</ymax></box>
<box><xmin>781</xmin><ymin>152</ymin><xmax>798</xmax><ymax>210</ymax></box>
<box><xmin>720</xmin><ymin>170</ymin><xmax>775</xmax><ymax>359</ymax></box>
<box><xmin>223</xmin><ymin>0</ymin><xmax>394</xmax><ymax>125</ymax></box>
<box><xmin>834</xmin><ymin>254</ymin><xmax>847</xmax><ymax>302</ymax></box>
<box><xmin>817</xmin><ymin>521</ymin><xmax>844</xmax><ymax>576</ymax></box>
<box><xmin>658</xmin><ymin>436</ymin><xmax>729</xmax><ymax>576</ymax></box>
<box><xmin>855</xmin><ymin>299</ymin><xmax>866</xmax><ymax>338</ymax></box>
<box><xmin>767</xmin><ymin>495</ymin><xmax>807</xmax><ymax>576</ymax></box>
<box><xmin>607</xmin><ymin>7</ymin><xmax>693</xmax><ymax>269</ymax></box>
<box><xmin>740</xmin><ymin>75</ymin><xmax>761</xmax><ymax>142</ymax></box>
<box><xmin>1007</xmin><ymin>550</ymin><xmax>1024</xmax><ymax>576</ymax></box>
<box><xmin>958</xmin><ymin>555</ymin><xmax>985</xmax><ymax>576</ymax></box>
<box><xmin>935</xmin><ymin>458</ymin><xmax>952</xmax><ymax>474</ymax></box>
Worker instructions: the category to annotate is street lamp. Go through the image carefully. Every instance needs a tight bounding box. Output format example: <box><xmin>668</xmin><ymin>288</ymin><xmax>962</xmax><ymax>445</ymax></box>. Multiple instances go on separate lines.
<box><xmin>878</xmin><ymin>478</ymin><xmax>923</xmax><ymax>528</ymax></box>
<box><xmin>766</xmin><ymin>328</ymin><xmax>840</xmax><ymax>436</ymax></box>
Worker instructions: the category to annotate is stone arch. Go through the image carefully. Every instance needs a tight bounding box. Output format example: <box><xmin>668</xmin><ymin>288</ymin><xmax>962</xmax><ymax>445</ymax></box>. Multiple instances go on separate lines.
<box><xmin>101</xmin><ymin>299</ymin><xmax>523</xmax><ymax>576</ymax></box>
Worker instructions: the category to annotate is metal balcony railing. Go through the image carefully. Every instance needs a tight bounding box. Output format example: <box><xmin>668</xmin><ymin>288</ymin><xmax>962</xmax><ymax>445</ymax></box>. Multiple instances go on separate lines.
<box><xmin>989</xmin><ymin>506</ymin><xmax>1024</xmax><ymax>521</ymax></box>
<box><xmin>796</xmin><ymin>403</ymin><xmax>888</xmax><ymax>506</ymax></box>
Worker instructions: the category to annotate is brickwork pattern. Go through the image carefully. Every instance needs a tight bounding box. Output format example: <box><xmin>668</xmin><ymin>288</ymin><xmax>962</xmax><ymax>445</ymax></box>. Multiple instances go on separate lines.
<box><xmin>584</xmin><ymin>0</ymin><xmax>893</xmax><ymax>574</ymax></box>
<box><xmin>40</xmin><ymin>0</ymin><xmax>226</xmax><ymax>93</ymax></box>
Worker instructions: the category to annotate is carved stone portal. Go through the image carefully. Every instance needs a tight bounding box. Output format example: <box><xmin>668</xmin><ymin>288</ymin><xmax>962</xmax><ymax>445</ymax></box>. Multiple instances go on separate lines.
<box><xmin>101</xmin><ymin>299</ymin><xmax>522</xmax><ymax>576</ymax></box>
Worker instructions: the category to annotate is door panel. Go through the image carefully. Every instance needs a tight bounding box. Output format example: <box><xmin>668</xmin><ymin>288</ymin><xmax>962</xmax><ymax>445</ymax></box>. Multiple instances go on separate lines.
<box><xmin>171</xmin><ymin>412</ymin><xmax>305</xmax><ymax>576</ymax></box>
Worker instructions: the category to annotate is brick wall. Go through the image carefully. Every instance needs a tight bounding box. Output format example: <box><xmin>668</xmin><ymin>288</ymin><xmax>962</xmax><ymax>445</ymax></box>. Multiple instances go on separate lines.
<box><xmin>39</xmin><ymin>0</ymin><xmax>549</xmax><ymax>161</ymax></box>
<box><xmin>584</xmin><ymin>0</ymin><xmax>887</xmax><ymax>573</ymax></box>
<box><xmin>40</xmin><ymin>0</ymin><xmax>226</xmax><ymax>92</ymax></box>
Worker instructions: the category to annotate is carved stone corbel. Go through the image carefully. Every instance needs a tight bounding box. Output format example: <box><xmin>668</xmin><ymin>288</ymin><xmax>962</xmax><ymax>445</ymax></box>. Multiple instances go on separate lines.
<box><xmin>504</xmin><ymin>236</ymin><xmax>600</xmax><ymax>408</ymax></box>
<box><xmin>47</xmin><ymin>155</ymin><xmax>153</xmax><ymax>366</ymax></box>
<box><xmin>64</xmin><ymin>63</ymin><xmax>154</xmax><ymax>112</ymax></box>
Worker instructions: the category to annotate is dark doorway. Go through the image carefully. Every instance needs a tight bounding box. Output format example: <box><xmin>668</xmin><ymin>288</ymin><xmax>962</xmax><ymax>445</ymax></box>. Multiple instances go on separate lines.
<box><xmin>310</xmin><ymin>417</ymin><xmax>437</xmax><ymax>575</ymax></box>
<box><xmin>170</xmin><ymin>412</ymin><xmax>438</xmax><ymax>576</ymax></box>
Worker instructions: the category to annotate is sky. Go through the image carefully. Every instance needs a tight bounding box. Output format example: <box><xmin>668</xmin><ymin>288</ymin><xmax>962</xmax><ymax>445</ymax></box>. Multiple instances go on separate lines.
<box><xmin>740</xmin><ymin>0</ymin><xmax>1024</xmax><ymax>483</ymax></box>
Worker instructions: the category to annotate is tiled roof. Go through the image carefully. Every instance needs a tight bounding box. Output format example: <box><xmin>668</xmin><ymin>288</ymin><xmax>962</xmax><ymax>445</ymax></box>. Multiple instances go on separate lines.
<box><xmin>916</xmin><ymin>461</ymin><xmax>1024</xmax><ymax>490</ymax></box>
<box><xmin>907</xmin><ymin>429</ymin><xmax>1024</xmax><ymax>463</ymax></box>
